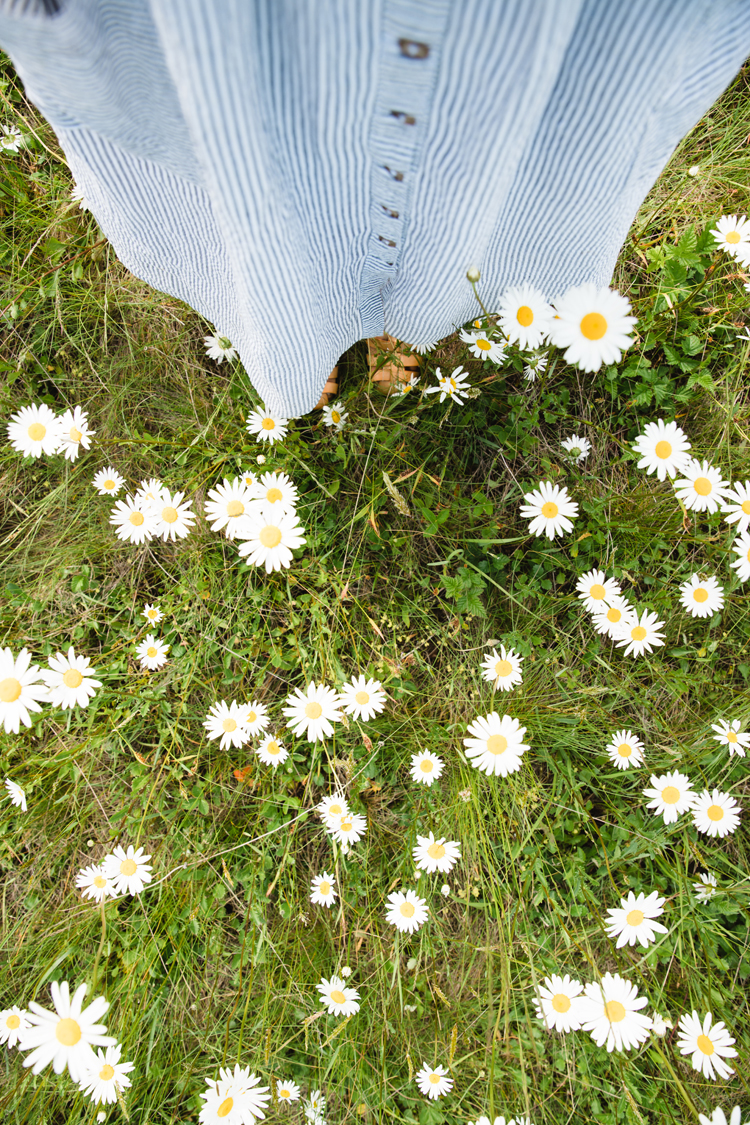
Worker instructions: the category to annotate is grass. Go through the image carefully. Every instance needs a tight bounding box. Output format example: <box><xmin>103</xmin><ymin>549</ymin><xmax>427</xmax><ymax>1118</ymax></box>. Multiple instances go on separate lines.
<box><xmin>1</xmin><ymin>52</ymin><xmax>750</xmax><ymax>1125</ymax></box>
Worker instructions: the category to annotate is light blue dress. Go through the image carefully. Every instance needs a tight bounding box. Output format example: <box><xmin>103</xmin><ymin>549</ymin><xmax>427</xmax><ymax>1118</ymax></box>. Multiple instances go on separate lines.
<box><xmin>1</xmin><ymin>0</ymin><xmax>749</xmax><ymax>416</ymax></box>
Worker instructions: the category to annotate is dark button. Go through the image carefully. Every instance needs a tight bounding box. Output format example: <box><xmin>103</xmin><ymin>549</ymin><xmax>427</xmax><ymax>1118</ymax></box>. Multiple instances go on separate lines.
<box><xmin>383</xmin><ymin>166</ymin><xmax>404</xmax><ymax>182</ymax></box>
<box><xmin>390</xmin><ymin>110</ymin><xmax>417</xmax><ymax>125</ymax></box>
<box><xmin>378</xmin><ymin>235</ymin><xmax>397</xmax><ymax>248</ymax></box>
<box><xmin>398</xmin><ymin>39</ymin><xmax>429</xmax><ymax>59</ymax></box>
<box><xmin>381</xmin><ymin>204</ymin><xmax>399</xmax><ymax>218</ymax></box>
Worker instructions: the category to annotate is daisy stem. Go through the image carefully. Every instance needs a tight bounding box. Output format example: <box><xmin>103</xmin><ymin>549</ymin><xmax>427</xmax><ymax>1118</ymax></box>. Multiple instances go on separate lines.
<box><xmin>90</xmin><ymin>897</ymin><xmax>107</xmax><ymax>994</ymax></box>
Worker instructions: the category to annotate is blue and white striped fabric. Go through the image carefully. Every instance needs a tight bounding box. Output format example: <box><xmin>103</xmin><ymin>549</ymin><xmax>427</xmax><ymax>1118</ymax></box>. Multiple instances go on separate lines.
<box><xmin>2</xmin><ymin>0</ymin><xmax>749</xmax><ymax>416</ymax></box>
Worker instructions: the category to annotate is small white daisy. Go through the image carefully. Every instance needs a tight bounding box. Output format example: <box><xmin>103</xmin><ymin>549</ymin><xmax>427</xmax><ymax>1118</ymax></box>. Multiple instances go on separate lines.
<box><xmin>92</xmin><ymin>467</ymin><xmax>126</xmax><ymax>497</ymax></box>
<box><xmin>199</xmin><ymin>1068</ymin><xmax>270</xmax><ymax>1124</ymax></box>
<box><xmin>694</xmin><ymin>872</ymin><xmax>718</xmax><ymax>901</ymax></box>
<box><xmin>338</xmin><ymin>675</ymin><xmax>386</xmax><ymax>721</ymax></box>
<box><xmin>560</xmin><ymin>434</ymin><xmax>591</xmax><ymax>463</ymax></box>
<box><xmin>698</xmin><ymin>1109</ymin><xmax>742</xmax><ymax>1125</ymax></box>
<box><xmin>523</xmin><ymin>352</ymin><xmax>548</xmax><ymax>381</ymax></box>
<box><xmin>711</xmin><ymin>213</ymin><xmax>750</xmax><ymax>256</ymax></box>
<box><xmin>276</xmin><ymin>1079</ymin><xmax>301</xmax><ymax>1104</ymax></box>
<box><xmin>730</xmin><ymin>530</ymin><xmax>750</xmax><ymax>582</ymax></box>
<box><xmin>236</xmin><ymin>509</ymin><xmax>307</xmax><ymax>572</ymax></box>
<box><xmin>239</xmin><ymin>469</ymin><xmax>256</xmax><ymax>489</ymax></box>
<box><xmin>317</xmin><ymin>975</ymin><xmax>360</xmax><ymax>1017</ymax></box>
<box><xmin>255</xmin><ymin>733</ymin><xmax>288</xmax><ymax>768</ymax></box>
<box><xmin>385</xmin><ymin>889</ymin><xmax>428</xmax><ymax>934</ymax></box>
<box><xmin>204</xmin><ymin>701</ymin><xmax>251</xmax><ymax>750</ymax></box>
<box><xmin>676</xmin><ymin>1010</ymin><xmax>737</xmax><ymax>1081</ymax></box>
<box><xmin>134</xmin><ymin>478</ymin><xmax>168</xmax><ymax>508</ymax></box>
<box><xmin>679</xmin><ymin>574</ymin><xmax>724</xmax><ymax>618</ymax></box>
<box><xmin>282</xmin><ymin>681</ymin><xmax>341</xmax><ymax>742</ymax></box>
<box><xmin>102</xmin><ymin>845</ymin><xmax>152</xmax><ymax>896</ymax></box>
<box><xmin>0</xmin><ymin>647</ymin><xmax>48</xmax><ymax>734</ymax></box>
<box><xmin>425</xmin><ymin>365</ymin><xmax>472</xmax><ymax>404</ymax></box>
<box><xmin>480</xmin><ymin>646</ymin><xmax>524</xmax><ymax>691</ymax></box>
<box><xmin>1</xmin><ymin>124</ymin><xmax>23</xmax><ymax>152</ymax></box>
<box><xmin>650</xmin><ymin>1012</ymin><xmax>673</xmax><ymax>1037</ymax></box>
<box><xmin>691</xmin><ymin>789</ymin><xmax>742</xmax><ymax>838</ymax></box>
<box><xmin>110</xmin><ymin>497</ymin><xmax>157</xmax><ymax>545</ymax></box>
<box><xmin>673</xmin><ymin>459</ymin><xmax>730</xmax><ymax>514</ymax></box>
<box><xmin>614</xmin><ymin>609</ymin><xmax>665</xmax><ymax>658</ymax></box>
<box><xmin>20</xmin><ymin>982</ymin><xmax>115</xmax><ymax>1082</ymax></box>
<box><xmin>415</xmin><ymin>1062</ymin><xmax>452</xmax><ymax>1100</ymax></box>
<box><xmin>643</xmin><ymin>771</ymin><xmax>695</xmax><ymax>824</ymax></box>
<box><xmin>711</xmin><ymin>718</ymin><xmax>750</xmax><ymax>758</ymax></box>
<box><xmin>304</xmin><ymin>1089</ymin><xmax>326</xmax><ymax>1120</ymax></box>
<box><xmin>532</xmin><ymin>974</ymin><xmax>584</xmax><ymax>1033</ymax></box>
<box><xmin>78</xmin><ymin>1042</ymin><xmax>135</xmax><ymax>1105</ymax></box>
<box><xmin>135</xmin><ymin>635</ymin><xmax>169</xmax><ymax>671</ymax></box>
<box><xmin>340</xmin><ymin>966</ymin><xmax>352</xmax><ymax>977</ymax></box>
<box><xmin>605</xmin><ymin>729</ymin><xmax>645</xmax><ymax>770</ymax></box>
<box><xmin>57</xmin><ymin>406</ymin><xmax>95</xmax><ymax>462</ymax></box>
<box><xmin>310</xmin><ymin>872</ymin><xmax>337</xmax><ymax>908</ymax></box>
<box><xmin>240</xmin><ymin>700</ymin><xmax>270</xmax><ymax>736</ymax></box>
<box><xmin>497</xmin><ymin>284</ymin><xmax>554</xmax><ymax>350</ymax></box>
<box><xmin>520</xmin><ymin>481</ymin><xmax>578</xmax><ymax>540</ymax></box>
<box><xmin>203</xmin><ymin>478</ymin><xmax>256</xmax><ymax>539</ymax></box>
<box><xmin>549</xmin><ymin>284</ymin><xmax>636</xmax><ymax>372</ymax></box>
<box><xmin>632</xmin><ymin>419</ymin><xmax>692</xmax><ymax>481</ymax></box>
<box><xmin>151</xmin><ymin>490</ymin><xmax>196</xmax><ymax>541</ymax></box>
<box><xmin>0</xmin><ymin>1005</ymin><xmax>30</xmax><ymax>1048</ymax></box>
<box><xmin>591</xmin><ymin>596</ymin><xmax>635</xmax><ymax>639</ymax></box>
<box><xmin>605</xmin><ymin>890</ymin><xmax>668</xmax><ymax>948</ymax></box>
<box><xmin>249</xmin><ymin>471</ymin><xmax>299</xmax><ymax>516</ymax></box>
<box><xmin>459</xmin><ymin>328</ymin><xmax>506</xmax><ymax>364</ymax></box>
<box><xmin>70</xmin><ymin>183</ymin><xmax>89</xmax><ymax>211</ymax></box>
<box><xmin>440</xmin><ymin>884</ymin><xmax>450</xmax><ymax>896</ymax></box>
<box><xmin>203</xmin><ymin>333</ymin><xmax>237</xmax><ymax>363</ymax></box>
<box><xmin>577</xmin><ymin>972</ymin><xmax>652</xmax><ymax>1052</ymax></box>
<box><xmin>4</xmin><ymin>777</ymin><xmax>27</xmax><ymax>812</ymax></box>
<box><xmin>395</xmin><ymin>372</ymin><xmax>420</xmax><ymax>395</ymax></box>
<box><xmin>7</xmin><ymin>403</ymin><xmax>62</xmax><ymax>458</ymax></box>
<box><xmin>409</xmin><ymin>751</ymin><xmax>444</xmax><ymax>786</ymax></box>
<box><xmin>328</xmin><ymin>811</ymin><xmax>368</xmax><ymax>852</ymax></box>
<box><xmin>142</xmin><ymin>603</ymin><xmax>163</xmax><ymax>625</ymax></box>
<box><xmin>246</xmin><ymin>407</ymin><xmax>289</xmax><ymax>444</ymax></box>
<box><xmin>412</xmin><ymin>831</ymin><xmax>461</xmax><ymax>874</ymax></box>
<box><xmin>721</xmin><ymin>480</ymin><xmax>750</xmax><ymax>535</ymax></box>
<box><xmin>43</xmin><ymin>647</ymin><xmax>102</xmax><ymax>710</ymax></box>
<box><xmin>463</xmin><ymin>712</ymin><xmax>528</xmax><ymax>777</ymax></box>
<box><xmin>576</xmin><ymin>569</ymin><xmax>622</xmax><ymax>614</ymax></box>
<box><xmin>75</xmin><ymin>864</ymin><xmax>118</xmax><ymax>905</ymax></box>
<box><xmin>316</xmin><ymin>793</ymin><xmax>350</xmax><ymax>828</ymax></box>
<box><xmin>322</xmin><ymin>402</ymin><xmax>348</xmax><ymax>430</ymax></box>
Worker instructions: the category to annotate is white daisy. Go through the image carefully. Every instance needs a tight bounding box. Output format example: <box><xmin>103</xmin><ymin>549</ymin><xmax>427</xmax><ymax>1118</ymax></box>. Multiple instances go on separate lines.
<box><xmin>679</xmin><ymin>574</ymin><xmax>724</xmax><ymax>618</ymax></box>
<box><xmin>425</xmin><ymin>365</ymin><xmax>472</xmax><ymax>404</ymax></box>
<box><xmin>459</xmin><ymin>329</ymin><xmax>506</xmax><ymax>364</ymax></box>
<box><xmin>694</xmin><ymin>872</ymin><xmax>718</xmax><ymax>901</ymax></box>
<box><xmin>0</xmin><ymin>647</ymin><xmax>48</xmax><ymax>733</ymax></box>
<box><xmin>102</xmin><ymin>845</ymin><xmax>153</xmax><ymax>896</ymax></box>
<box><xmin>92</xmin><ymin>467</ymin><xmax>125</xmax><ymax>497</ymax></box>
<box><xmin>721</xmin><ymin>480</ymin><xmax>750</xmax><ymax>534</ymax></box>
<box><xmin>577</xmin><ymin>972</ymin><xmax>652</xmax><ymax>1052</ymax></box>
<box><xmin>249</xmin><ymin>471</ymin><xmax>299</xmax><ymax>515</ymax></box>
<box><xmin>310</xmin><ymin>872</ymin><xmax>337</xmax><ymax>908</ymax></box>
<box><xmin>276</xmin><ymin>1079</ymin><xmax>301</xmax><ymax>1104</ymax></box>
<box><xmin>246</xmin><ymin>407</ymin><xmax>289</xmax><ymax>444</ymax></box>
<box><xmin>282</xmin><ymin>681</ymin><xmax>341</xmax><ymax>742</ymax></box>
<box><xmin>20</xmin><ymin>982</ymin><xmax>115</xmax><ymax>1082</ymax></box>
<box><xmin>575</xmin><ymin>569</ymin><xmax>622</xmax><ymax>614</ymax></box>
<box><xmin>605</xmin><ymin>729</ymin><xmax>645</xmax><ymax>770</ymax></box>
<box><xmin>203</xmin><ymin>478</ymin><xmax>256</xmax><ymax>539</ymax></box>
<box><xmin>57</xmin><ymin>406</ymin><xmax>95</xmax><ymax>461</ymax></box>
<box><xmin>673</xmin><ymin>459</ymin><xmax>730</xmax><ymax>514</ymax></box>
<box><xmin>256</xmin><ymin>733</ymin><xmax>288</xmax><ymax>768</ymax></box>
<box><xmin>239</xmin><ymin>469</ymin><xmax>257</xmax><ymax>489</ymax></box>
<box><xmin>560</xmin><ymin>434</ymin><xmax>591</xmax><ymax>463</ymax></box>
<box><xmin>70</xmin><ymin>183</ymin><xmax>89</xmax><ymax>210</ymax></box>
<box><xmin>79</xmin><ymin>1043</ymin><xmax>135</xmax><ymax>1105</ymax></box>
<box><xmin>4</xmin><ymin>778</ymin><xmax>27</xmax><ymax>812</ymax></box>
<box><xmin>316</xmin><ymin>793</ymin><xmax>350</xmax><ymax>828</ymax></box>
<box><xmin>328</xmin><ymin>811</ymin><xmax>368</xmax><ymax>851</ymax></box>
<box><xmin>730</xmin><ymin>530</ymin><xmax>750</xmax><ymax>582</ymax></box>
<box><xmin>239</xmin><ymin>700</ymin><xmax>270</xmax><ymax>736</ymax></box>
<box><xmin>203</xmin><ymin>334</ymin><xmax>237</xmax><ymax>363</ymax></box>
<box><xmin>711</xmin><ymin>718</ymin><xmax>750</xmax><ymax>758</ymax></box>
<box><xmin>699</xmin><ymin>1110</ymin><xmax>742</xmax><ymax>1125</ymax></box>
<box><xmin>415</xmin><ymin>1062</ymin><xmax>452</xmax><ymax>1100</ymax></box>
<box><xmin>605</xmin><ymin>890</ymin><xmax>668</xmax><ymax>948</ymax></box>
<box><xmin>532</xmin><ymin>974</ymin><xmax>584</xmax><ymax>1033</ymax></box>
<box><xmin>549</xmin><ymin>284</ymin><xmax>636</xmax><ymax>372</ymax></box>
<box><xmin>317</xmin><ymin>975</ymin><xmax>360</xmax><ymax>1017</ymax></box>
<box><xmin>711</xmin><ymin>213</ymin><xmax>750</xmax><ymax>256</ymax></box>
<box><xmin>1</xmin><ymin>124</ymin><xmax>23</xmax><ymax>152</ymax></box>
<box><xmin>338</xmin><ymin>675</ymin><xmax>386</xmax><ymax>721</ymax></box>
<box><xmin>75</xmin><ymin>864</ymin><xmax>118</xmax><ymax>905</ymax></box>
<box><xmin>110</xmin><ymin>497</ymin><xmax>157</xmax><ymax>545</ymax></box>
<box><xmin>497</xmin><ymin>284</ymin><xmax>554</xmax><ymax>350</ymax></box>
<box><xmin>6</xmin><ymin>403</ymin><xmax>62</xmax><ymax>458</ymax></box>
<box><xmin>480</xmin><ymin>646</ymin><xmax>523</xmax><ymax>691</ymax></box>
<box><xmin>204</xmin><ymin>700</ymin><xmax>251</xmax><ymax>750</ymax></box>
<box><xmin>236</xmin><ymin>509</ymin><xmax>307</xmax><ymax>572</ymax></box>
<box><xmin>395</xmin><ymin>372</ymin><xmax>420</xmax><ymax>396</ymax></box>
<box><xmin>519</xmin><ymin>481</ymin><xmax>578</xmax><ymax>539</ymax></box>
<box><xmin>385</xmin><ymin>889</ymin><xmax>428</xmax><ymax>934</ymax></box>
<box><xmin>151</xmin><ymin>490</ymin><xmax>195</xmax><ymax>541</ymax></box>
<box><xmin>409</xmin><ymin>750</ymin><xmax>444</xmax><ymax>786</ymax></box>
<box><xmin>43</xmin><ymin>647</ymin><xmax>102</xmax><ymax>710</ymax></box>
<box><xmin>142</xmin><ymin>603</ymin><xmax>163</xmax><ymax>625</ymax></box>
<box><xmin>632</xmin><ymin>419</ymin><xmax>692</xmax><ymax>481</ymax></box>
<box><xmin>691</xmin><ymin>789</ymin><xmax>742</xmax><ymax>838</ymax></box>
<box><xmin>614</xmin><ymin>609</ymin><xmax>665</xmax><ymax>658</ymax></box>
<box><xmin>651</xmin><ymin>1013</ymin><xmax>673</xmax><ymax>1038</ymax></box>
<box><xmin>304</xmin><ymin>1090</ymin><xmax>326</xmax><ymax>1122</ymax></box>
<box><xmin>412</xmin><ymin>832</ymin><xmax>461</xmax><ymax>874</ymax></box>
<box><xmin>463</xmin><ymin>712</ymin><xmax>528</xmax><ymax>777</ymax></box>
<box><xmin>322</xmin><ymin>402</ymin><xmax>348</xmax><ymax>430</ymax></box>
<box><xmin>134</xmin><ymin>478</ymin><xmax>168</xmax><ymax>508</ymax></box>
<box><xmin>643</xmin><ymin>771</ymin><xmax>695</xmax><ymax>824</ymax></box>
<box><xmin>591</xmin><ymin>596</ymin><xmax>635</xmax><ymax>639</ymax></box>
<box><xmin>0</xmin><ymin>1005</ymin><xmax>30</xmax><ymax>1048</ymax></box>
<box><xmin>135</xmin><ymin>635</ymin><xmax>169</xmax><ymax>671</ymax></box>
<box><xmin>199</xmin><ymin>1068</ymin><xmax>270</xmax><ymax>1124</ymax></box>
<box><xmin>523</xmin><ymin>352</ymin><xmax>549</xmax><ymax>382</ymax></box>
<box><xmin>676</xmin><ymin>1011</ymin><xmax>737</xmax><ymax>1081</ymax></box>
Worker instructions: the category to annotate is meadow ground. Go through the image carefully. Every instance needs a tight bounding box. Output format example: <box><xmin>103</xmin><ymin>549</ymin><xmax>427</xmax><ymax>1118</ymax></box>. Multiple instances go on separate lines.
<box><xmin>1</xmin><ymin>53</ymin><xmax>750</xmax><ymax>1125</ymax></box>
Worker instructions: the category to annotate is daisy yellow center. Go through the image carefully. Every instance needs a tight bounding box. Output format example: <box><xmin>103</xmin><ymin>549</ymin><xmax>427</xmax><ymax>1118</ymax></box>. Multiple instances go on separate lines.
<box><xmin>476</xmin><ymin>338</ymin><xmax>492</xmax><ymax>351</ymax></box>
<box><xmin>429</xmin><ymin>1073</ymin><xmax>441</xmax><ymax>1084</ymax></box>
<box><xmin>148</xmin><ymin>610</ymin><xmax>158</xmax><ymax>619</ymax></box>
<box><xmin>266</xmin><ymin>487</ymin><xmax>283</xmax><ymax>503</ymax></box>
<box><xmin>280</xmin><ymin>1090</ymin><xmax>291</xmax><ymax>1099</ymax></box>
<box><xmin>0</xmin><ymin>677</ymin><xmax>23</xmax><ymax>703</ymax></box>
<box><xmin>693</xmin><ymin>477</ymin><xmax>712</xmax><ymax>496</ymax></box>
<box><xmin>223</xmin><ymin>718</ymin><xmax>237</xmax><ymax>732</ymax></box>
<box><xmin>617</xmin><ymin>743</ymin><xmax>632</xmax><ymax>758</ymax></box>
<box><xmin>6</xmin><ymin>1014</ymin><xmax>20</xmax><ymax>1030</ymax></box>
<box><xmin>260</xmin><ymin>525</ymin><xmax>282</xmax><ymax>548</ymax></box>
<box><xmin>400</xmin><ymin>902</ymin><xmax>416</xmax><ymax>918</ymax></box>
<box><xmin>70</xmin><ymin>426</ymin><xmax>82</xmax><ymax>443</ymax></box>
<box><xmin>329</xmin><ymin>803</ymin><xmax>344</xmax><ymax>816</ymax></box>
<box><xmin>693</xmin><ymin>588</ymin><xmax>708</xmax><ymax>602</ymax></box>
<box><xmin>626</xmin><ymin>909</ymin><xmax>644</xmax><ymax>927</ymax></box>
<box><xmin>607</xmin><ymin>607</ymin><xmax>622</xmax><ymax>623</ymax></box>
<box><xmin>516</xmin><ymin>305</ymin><xmax>534</xmax><ymax>326</ymax></box>
<box><xmin>419</xmin><ymin>760</ymin><xmax>433</xmax><ymax>772</ymax></box>
<box><xmin>707</xmin><ymin>804</ymin><xmax>724</xmax><ymax>821</ymax></box>
<box><xmin>541</xmin><ymin>501</ymin><xmax>559</xmax><ymax>519</ymax></box>
<box><xmin>247</xmin><ymin>712</ymin><xmax>259</xmax><ymax>725</ymax></box>
<box><xmin>631</xmin><ymin>625</ymin><xmax>647</xmax><ymax>641</ymax></box>
<box><xmin>120</xmin><ymin>858</ymin><xmax>137</xmax><ymax>876</ymax></box>
<box><xmin>162</xmin><ymin>506</ymin><xmax>178</xmax><ymax>523</ymax></box>
<box><xmin>742</xmin><ymin>499</ymin><xmax>750</xmax><ymax>514</ymax></box>
<box><xmin>99</xmin><ymin>1064</ymin><xmax>115</xmax><ymax>1080</ymax></box>
<box><xmin>104</xmin><ymin>479</ymin><xmax>115</xmax><ymax>490</ymax></box>
<box><xmin>63</xmin><ymin>668</ymin><xmax>83</xmax><ymax>689</ymax></box>
<box><xmin>55</xmin><ymin>1018</ymin><xmax>81</xmax><ymax>1046</ymax></box>
<box><xmin>726</xmin><ymin>230</ymin><xmax>741</xmax><ymax>244</ymax></box>
<box><xmin>267</xmin><ymin>741</ymin><xmax>280</xmax><ymax>755</ymax></box>
<box><xmin>427</xmin><ymin>842</ymin><xmax>446</xmax><ymax>859</ymax></box>
<box><xmin>261</xmin><ymin>418</ymin><xmax>276</xmax><ymax>430</ymax></box>
<box><xmin>747</xmin><ymin>547</ymin><xmax>750</xmax><ymax>563</ymax></box>
<box><xmin>94</xmin><ymin>875</ymin><xmax>107</xmax><ymax>888</ymax></box>
<box><xmin>580</xmin><ymin>312</ymin><xmax>607</xmax><ymax>340</ymax></box>
<box><xmin>305</xmin><ymin>701</ymin><xmax>323</xmax><ymax>719</ymax></box>
<box><xmin>603</xmin><ymin>1000</ymin><xmax>626</xmax><ymax>1023</ymax></box>
<box><xmin>551</xmin><ymin>993</ymin><xmax>571</xmax><ymax>1013</ymax></box>
<box><xmin>697</xmin><ymin>1034</ymin><xmax>715</xmax><ymax>1055</ymax></box>
<box><xmin>331</xmin><ymin>410</ymin><xmax>341</xmax><ymax>423</ymax></box>
<box><xmin>655</xmin><ymin>440</ymin><xmax>672</xmax><ymax>460</ymax></box>
<box><xmin>355</xmin><ymin>690</ymin><xmax>370</xmax><ymax>704</ymax></box>
<box><xmin>495</xmin><ymin>659</ymin><xmax>512</xmax><ymax>678</ymax></box>
<box><xmin>28</xmin><ymin>422</ymin><xmax>46</xmax><ymax>441</ymax></box>
<box><xmin>487</xmin><ymin>734</ymin><xmax>508</xmax><ymax>755</ymax></box>
<box><xmin>227</xmin><ymin>500</ymin><xmax>244</xmax><ymax>517</ymax></box>
<box><xmin>340</xmin><ymin>820</ymin><xmax>353</xmax><ymax>833</ymax></box>
<box><xmin>330</xmin><ymin>989</ymin><xmax>346</xmax><ymax>1004</ymax></box>
<box><xmin>589</xmin><ymin>584</ymin><xmax>606</xmax><ymax>601</ymax></box>
<box><xmin>662</xmin><ymin>786</ymin><xmax>680</xmax><ymax>804</ymax></box>
<box><xmin>727</xmin><ymin>731</ymin><xmax>737</xmax><ymax>743</ymax></box>
<box><xmin>129</xmin><ymin>511</ymin><xmax>144</xmax><ymax>526</ymax></box>
<box><xmin>319</xmin><ymin>880</ymin><xmax>331</xmax><ymax>895</ymax></box>
<box><xmin>147</xmin><ymin>646</ymin><xmax>157</xmax><ymax>658</ymax></box>
<box><xmin>217</xmin><ymin>1097</ymin><xmax>234</xmax><ymax>1117</ymax></box>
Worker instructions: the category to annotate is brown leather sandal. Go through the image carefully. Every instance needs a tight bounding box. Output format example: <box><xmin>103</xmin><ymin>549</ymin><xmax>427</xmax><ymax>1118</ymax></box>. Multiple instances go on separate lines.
<box><xmin>314</xmin><ymin>365</ymin><xmax>339</xmax><ymax>409</ymax></box>
<box><xmin>367</xmin><ymin>334</ymin><xmax>420</xmax><ymax>394</ymax></box>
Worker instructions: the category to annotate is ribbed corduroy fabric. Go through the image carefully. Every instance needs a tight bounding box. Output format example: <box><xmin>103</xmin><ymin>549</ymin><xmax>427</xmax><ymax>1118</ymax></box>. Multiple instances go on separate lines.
<box><xmin>1</xmin><ymin>0</ymin><xmax>749</xmax><ymax>415</ymax></box>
